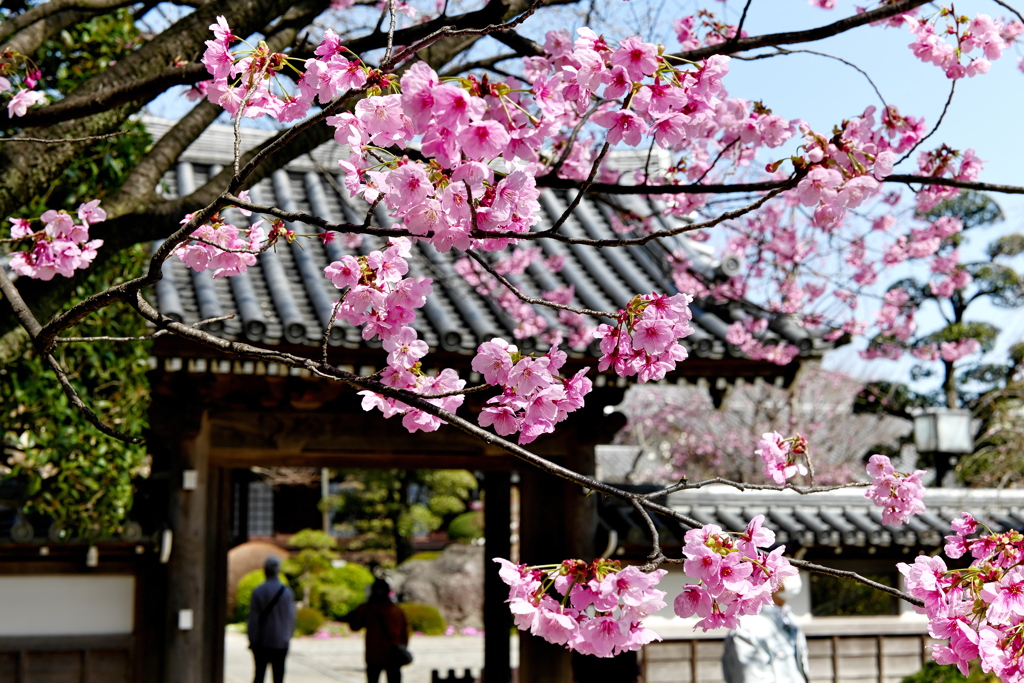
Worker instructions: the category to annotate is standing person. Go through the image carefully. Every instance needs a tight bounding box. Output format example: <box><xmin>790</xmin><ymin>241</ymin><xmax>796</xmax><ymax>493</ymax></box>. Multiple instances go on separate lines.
<box><xmin>721</xmin><ymin>573</ymin><xmax>810</xmax><ymax>683</ymax></box>
<box><xmin>345</xmin><ymin>578</ymin><xmax>411</xmax><ymax>683</ymax></box>
<box><xmin>248</xmin><ymin>556</ymin><xmax>297</xmax><ymax>683</ymax></box>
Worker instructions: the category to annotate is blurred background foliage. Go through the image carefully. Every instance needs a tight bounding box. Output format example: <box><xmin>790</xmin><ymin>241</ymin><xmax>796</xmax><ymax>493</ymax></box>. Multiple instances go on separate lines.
<box><xmin>0</xmin><ymin>9</ymin><xmax>153</xmax><ymax>540</ymax></box>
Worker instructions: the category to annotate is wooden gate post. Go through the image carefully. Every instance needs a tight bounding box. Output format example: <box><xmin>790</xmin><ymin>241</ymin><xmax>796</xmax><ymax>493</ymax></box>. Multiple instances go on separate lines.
<box><xmin>164</xmin><ymin>412</ymin><xmax>211</xmax><ymax>683</ymax></box>
<box><xmin>483</xmin><ymin>471</ymin><xmax>512</xmax><ymax>683</ymax></box>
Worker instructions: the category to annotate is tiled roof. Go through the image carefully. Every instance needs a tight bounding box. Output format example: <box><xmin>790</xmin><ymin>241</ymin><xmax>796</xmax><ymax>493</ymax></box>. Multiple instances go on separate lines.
<box><xmin>145</xmin><ymin>119</ymin><xmax>830</xmax><ymax>365</ymax></box>
<box><xmin>598</xmin><ymin>482</ymin><xmax>1024</xmax><ymax>552</ymax></box>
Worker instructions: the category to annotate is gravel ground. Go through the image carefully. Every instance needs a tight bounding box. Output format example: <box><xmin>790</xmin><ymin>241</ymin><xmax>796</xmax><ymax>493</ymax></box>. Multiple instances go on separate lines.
<box><xmin>224</xmin><ymin>630</ymin><xmax>519</xmax><ymax>683</ymax></box>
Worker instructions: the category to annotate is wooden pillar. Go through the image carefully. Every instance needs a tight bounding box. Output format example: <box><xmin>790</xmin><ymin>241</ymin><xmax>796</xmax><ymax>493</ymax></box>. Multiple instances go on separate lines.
<box><xmin>483</xmin><ymin>471</ymin><xmax>512</xmax><ymax>683</ymax></box>
<box><xmin>164</xmin><ymin>412</ymin><xmax>211</xmax><ymax>683</ymax></box>
<box><xmin>518</xmin><ymin>438</ymin><xmax>598</xmax><ymax>683</ymax></box>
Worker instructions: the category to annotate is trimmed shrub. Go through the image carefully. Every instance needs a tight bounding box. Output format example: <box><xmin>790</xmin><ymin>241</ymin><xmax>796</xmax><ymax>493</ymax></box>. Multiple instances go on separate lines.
<box><xmin>315</xmin><ymin>563</ymin><xmax>375</xmax><ymax>620</ymax></box>
<box><xmin>290</xmin><ymin>529</ymin><xmax>337</xmax><ymax>550</ymax></box>
<box><xmin>447</xmin><ymin>511</ymin><xmax>483</xmax><ymax>542</ymax></box>
<box><xmin>399</xmin><ymin>603</ymin><xmax>446</xmax><ymax>635</ymax></box>
<box><xmin>233</xmin><ymin>569</ymin><xmax>265</xmax><ymax>622</ymax></box>
<box><xmin>295</xmin><ymin>607</ymin><xmax>325</xmax><ymax>636</ymax></box>
<box><xmin>320</xmin><ymin>584</ymin><xmax>361</xmax><ymax>622</ymax></box>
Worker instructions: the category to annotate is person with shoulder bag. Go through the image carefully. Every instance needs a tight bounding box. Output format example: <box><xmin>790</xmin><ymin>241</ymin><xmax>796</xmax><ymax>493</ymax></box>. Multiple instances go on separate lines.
<box><xmin>344</xmin><ymin>578</ymin><xmax>412</xmax><ymax>683</ymax></box>
<box><xmin>247</xmin><ymin>556</ymin><xmax>297</xmax><ymax>683</ymax></box>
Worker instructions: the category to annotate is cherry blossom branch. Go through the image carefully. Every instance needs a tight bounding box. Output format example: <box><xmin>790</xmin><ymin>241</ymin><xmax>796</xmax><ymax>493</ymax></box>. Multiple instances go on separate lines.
<box><xmin>126</xmin><ymin>292</ymin><xmax>921</xmax><ymax>605</ymax></box>
<box><xmin>536</xmin><ymin>174</ymin><xmax>1024</xmax><ymax>196</ymax></box>
<box><xmin>463</xmin><ymin>249</ymin><xmax>618</xmax><ymax>319</ymax></box>
<box><xmin>674</xmin><ymin>0</ymin><xmax>932</xmax><ymax>61</ymax></box>
<box><xmin>883</xmin><ymin>175</ymin><xmax>1024</xmax><ymax>195</ymax></box>
<box><xmin>481</xmin><ymin>183</ymin><xmax>792</xmax><ymax>246</ymax></box>
<box><xmin>789</xmin><ymin>558</ymin><xmax>917</xmax><ymax>605</ymax></box>
<box><xmin>0</xmin><ymin>131</ymin><xmax>128</xmax><ymax>144</ymax></box>
<box><xmin>382</xmin><ymin>0</ymin><xmax>546</xmax><ymax>68</ymax></box>
<box><xmin>640</xmin><ymin>477</ymin><xmax>869</xmax><ymax>499</ymax></box>
<box><xmin>222</xmin><ymin>193</ymin><xmax>399</xmax><ymax>236</ymax></box>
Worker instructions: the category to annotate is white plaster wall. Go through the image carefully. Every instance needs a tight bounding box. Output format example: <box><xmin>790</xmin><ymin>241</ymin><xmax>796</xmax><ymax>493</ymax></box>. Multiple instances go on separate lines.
<box><xmin>0</xmin><ymin>575</ymin><xmax>135</xmax><ymax>636</ymax></box>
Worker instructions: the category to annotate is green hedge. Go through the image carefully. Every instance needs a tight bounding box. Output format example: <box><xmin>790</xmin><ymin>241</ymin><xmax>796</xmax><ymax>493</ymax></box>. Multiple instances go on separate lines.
<box><xmin>399</xmin><ymin>603</ymin><xmax>446</xmax><ymax>635</ymax></box>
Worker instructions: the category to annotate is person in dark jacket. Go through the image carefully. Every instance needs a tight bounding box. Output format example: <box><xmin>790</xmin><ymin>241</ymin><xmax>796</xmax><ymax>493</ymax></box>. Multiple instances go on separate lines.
<box><xmin>344</xmin><ymin>578</ymin><xmax>410</xmax><ymax>683</ymax></box>
<box><xmin>247</xmin><ymin>556</ymin><xmax>296</xmax><ymax>683</ymax></box>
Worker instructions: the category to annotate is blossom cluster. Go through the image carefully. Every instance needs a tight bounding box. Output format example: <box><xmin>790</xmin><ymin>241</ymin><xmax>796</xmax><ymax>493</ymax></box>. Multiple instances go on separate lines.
<box><xmin>471</xmin><ymin>338</ymin><xmax>592</xmax><ymax>444</ymax></box>
<box><xmin>672</xmin><ymin>515</ymin><xmax>798</xmax><ymax>631</ymax></box>
<box><xmin>5</xmin><ymin>201</ymin><xmax>105</xmax><ymax>280</ymax></box>
<box><xmin>494</xmin><ymin>557</ymin><xmax>666</xmax><ymax>658</ymax></box>
<box><xmin>1</xmin><ymin>48</ymin><xmax>45</xmax><ymax>118</ymax></box>
<box><xmin>593</xmin><ymin>293</ymin><xmax>695</xmax><ymax>383</ymax></box>
<box><xmin>864</xmin><ymin>454</ymin><xmax>926</xmax><ymax>526</ymax></box>
<box><xmin>905</xmin><ymin>10</ymin><xmax>1022</xmax><ymax>80</ymax></box>
<box><xmin>724</xmin><ymin>319</ymin><xmax>800</xmax><ymax>366</ymax></box>
<box><xmin>322</xmin><ymin>237</ymin><xmax>468</xmax><ymax>432</ymax></box>
<box><xmin>754</xmin><ymin>431</ymin><xmax>808</xmax><ymax>485</ymax></box>
<box><xmin>900</xmin><ymin>513</ymin><xmax>1024</xmax><ymax>680</ymax></box>
<box><xmin>175</xmin><ymin>205</ymin><xmax>266</xmax><ymax>279</ymax></box>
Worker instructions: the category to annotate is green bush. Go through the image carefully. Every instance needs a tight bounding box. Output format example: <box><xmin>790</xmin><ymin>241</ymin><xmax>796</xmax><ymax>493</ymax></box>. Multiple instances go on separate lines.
<box><xmin>323</xmin><ymin>563</ymin><xmax>375</xmax><ymax>591</ymax></box>
<box><xmin>447</xmin><ymin>511</ymin><xmax>483</xmax><ymax>542</ymax></box>
<box><xmin>399</xmin><ymin>603</ymin><xmax>446</xmax><ymax>635</ymax></box>
<box><xmin>316</xmin><ymin>563</ymin><xmax>374</xmax><ymax>620</ymax></box>
<box><xmin>233</xmin><ymin>570</ymin><xmax>266</xmax><ymax>622</ymax></box>
<box><xmin>295</xmin><ymin>607</ymin><xmax>325</xmax><ymax>636</ymax></box>
<box><xmin>320</xmin><ymin>584</ymin><xmax>360</xmax><ymax>621</ymax></box>
<box><xmin>901</xmin><ymin>661</ymin><xmax>999</xmax><ymax>683</ymax></box>
<box><xmin>290</xmin><ymin>529</ymin><xmax>337</xmax><ymax>550</ymax></box>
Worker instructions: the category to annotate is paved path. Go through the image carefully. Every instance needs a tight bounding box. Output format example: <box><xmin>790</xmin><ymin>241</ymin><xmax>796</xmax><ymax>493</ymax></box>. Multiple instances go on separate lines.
<box><xmin>225</xmin><ymin>631</ymin><xmax>519</xmax><ymax>683</ymax></box>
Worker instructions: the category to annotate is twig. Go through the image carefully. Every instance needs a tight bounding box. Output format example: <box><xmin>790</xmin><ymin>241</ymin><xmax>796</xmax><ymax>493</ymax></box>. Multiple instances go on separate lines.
<box><xmin>43</xmin><ymin>353</ymin><xmax>143</xmax><ymax>444</ymax></box>
<box><xmin>736</xmin><ymin>47</ymin><xmax>889</xmax><ymax>111</ymax></box>
<box><xmin>538</xmin><ymin>141</ymin><xmax>611</xmax><ymax>237</ymax></box>
<box><xmin>55</xmin><ymin>314</ymin><xmax>237</xmax><ymax>343</ymax></box>
<box><xmin>990</xmin><ymin>0</ymin><xmax>1024</xmax><ymax>23</ymax></box>
<box><xmin>693</xmin><ymin>138</ymin><xmax>739</xmax><ymax>186</ymax></box>
<box><xmin>321</xmin><ymin>300</ymin><xmax>342</xmax><ymax>365</ymax></box>
<box><xmin>464</xmin><ymin>249</ymin><xmax>619</xmax><ymax>319</ymax></box>
<box><xmin>384</xmin><ymin>0</ymin><xmax>397</xmax><ymax>64</ymax></box>
<box><xmin>732</xmin><ymin>0</ymin><xmax>754</xmax><ymax>43</ymax></box>
<box><xmin>896</xmin><ymin>80</ymin><xmax>956</xmax><ymax>166</ymax></box>
<box><xmin>642</xmin><ymin>476</ymin><xmax>869</xmax><ymax>498</ymax></box>
<box><xmin>480</xmin><ymin>182</ymin><xmax>793</xmax><ymax>246</ymax></box>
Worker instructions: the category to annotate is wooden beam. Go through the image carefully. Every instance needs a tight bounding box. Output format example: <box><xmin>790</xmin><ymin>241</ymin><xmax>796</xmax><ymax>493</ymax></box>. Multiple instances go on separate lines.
<box><xmin>211</xmin><ymin>448</ymin><xmax>516</xmax><ymax>470</ymax></box>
